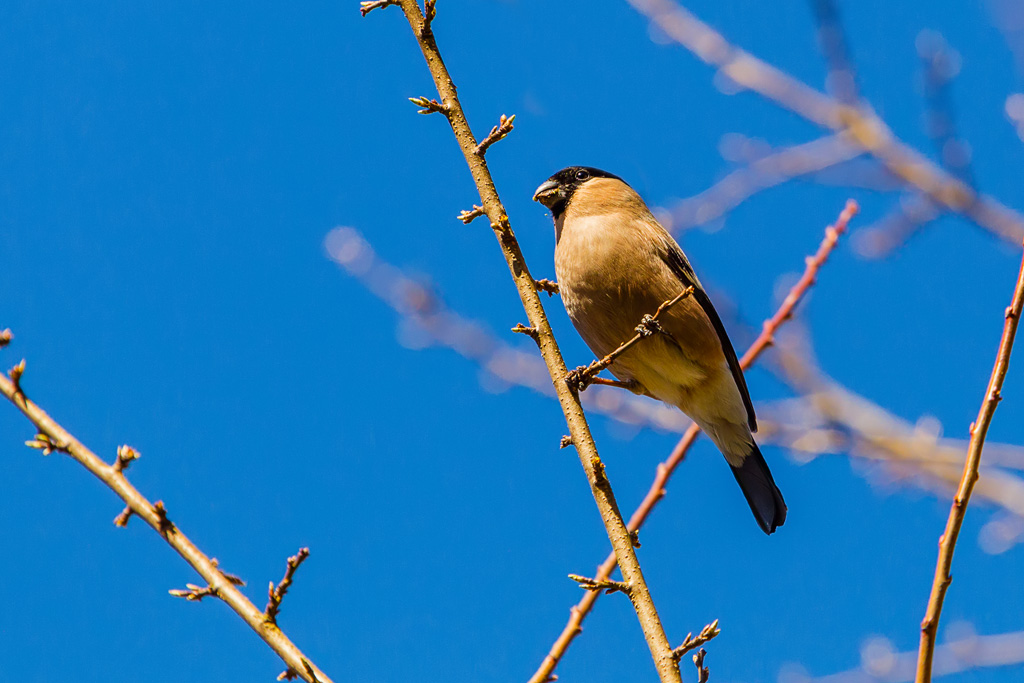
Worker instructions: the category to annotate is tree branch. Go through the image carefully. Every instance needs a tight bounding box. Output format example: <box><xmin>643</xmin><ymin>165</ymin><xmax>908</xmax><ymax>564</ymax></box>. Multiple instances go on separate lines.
<box><xmin>915</xmin><ymin>236</ymin><xmax>1024</xmax><ymax>680</ymax></box>
<box><xmin>265</xmin><ymin>548</ymin><xmax>311</xmax><ymax>625</ymax></box>
<box><xmin>527</xmin><ymin>200</ymin><xmax>859</xmax><ymax>683</ymax></box>
<box><xmin>0</xmin><ymin>359</ymin><xmax>333</xmax><ymax>683</ymax></box>
<box><xmin>565</xmin><ymin>287</ymin><xmax>694</xmax><ymax>392</ymax></box>
<box><xmin>362</xmin><ymin>2</ymin><xmax>681</xmax><ymax>680</ymax></box>
<box><xmin>627</xmin><ymin>0</ymin><xmax>1024</xmax><ymax>247</ymax></box>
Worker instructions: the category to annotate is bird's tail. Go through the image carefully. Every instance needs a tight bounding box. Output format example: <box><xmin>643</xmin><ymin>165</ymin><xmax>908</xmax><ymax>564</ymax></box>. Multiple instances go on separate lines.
<box><xmin>729</xmin><ymin>441</ymin><xmax>787</xmax><ymax>535</ymax></box>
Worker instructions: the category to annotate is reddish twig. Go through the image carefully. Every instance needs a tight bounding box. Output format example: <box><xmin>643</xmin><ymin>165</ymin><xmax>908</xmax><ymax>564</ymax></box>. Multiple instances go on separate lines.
<box><xmin>915</xmin><ymin>236</ymin><xmax>1024</xmax><ymax>681</ymax></box>
<box><xmin>265</xmin><ymin>548</ymin><xmax>311</xmax><ymax>624</ymax></box>
<box><xmin>527</xmin><ymin>200</ymin><xmax>860</xmax><ymax>683</ymax></box>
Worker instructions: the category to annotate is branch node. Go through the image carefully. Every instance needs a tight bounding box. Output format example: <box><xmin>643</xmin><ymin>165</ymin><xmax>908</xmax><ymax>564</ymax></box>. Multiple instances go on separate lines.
<box><xmin>8</xmin><ymin>359</ymin><xmax>26</xmax><ymax>393</ymax></box>
<box><xmin>113</xmin><ymin>505</ymin><xmax>134</xmax><ymax>527</ymax></box>
<box><xmin>264</xmin><ymin>547</ymin><xmax>311</xmax><ymax>624</ymax></box>
<box><xmin>114</xmin><ymin>444</ymin><xmax>140</xmax><ymax>472</ymax></box>
<box><xmin>0</xmin><ymin>329</ymin><xmax>11</xmax><ymax>348</ymax></box>
<box><xmin>534</xmin><ymin>278</ymin><xmax>560</xmax><ymax>296</ymax></box>
<box><xmin>693</xmin><ymin>648</ymin><xmax>710</xmax><ymax>683</ymax></box>
<box><xmin>564</xmin><ymin>363</ymin><xmax>601</xmax><ymax>393</ymax></box>
<box><xmin>629</xmin><ymin>530</ymin><xmax>641</xmax><ymax>548</ymax></box>
<box><xmin>359</xmin><ymin>0</ymin><xmax>398</xmax><ymax>16</ymax></box>
<box><xmin>169</xmin><ymin>583</ymin><xmax>218</xmax><ymax>602</ymax></box>
<box><xmin>25</xmin><ymin>432</ymin><xmax>67</xmax><ymax>456</ymax></box>
<box><xmin>475</xmin><ymin>114</ymin><xmax>516</xmax><ymax>156</ymax></box>
<box><xmin>153</xmin><ymin>500</ymin><xmax>174</xmax><ymax>535</ymax></box>
<box><xmin>511</xmin><ymin>323</ymin><xmax>539</xmax><ymax>341</ymax></box>
<box><xmin>211</xmin><ymin>558</ymin><xmax>247</xmax><ymax>587</ymax></box>
<box><xmin>567</xmin><ymin>573</ymin><xmax>631</xmax><ymax>595</ymax></box>
<box><xmin>635</xmin><ymin>313</ymin><xmax>665</xmax><ymax>337</ymax></box>
<box><xmin>457</xmin><ymin>205</ymin><xmax>485</xmax><ymax>224</ymax></box>
<box><xmin>420</xmin><ymin>0</ymin><xmax>436</xmax><ymax>36</ymax></box>
<box><xmin>408</xmin><ymin>95</ymin><xmax>447</xmax><ymax>115</ymax></box>
<box><xmin>672</xmin><ymin>619</ymin><xmax>721</xmax><ymax>660</ymax></box>
<box><xmin>559</xmin><ymin>435</ymin><xmax>573</xmax><ymax>449</ymax></box>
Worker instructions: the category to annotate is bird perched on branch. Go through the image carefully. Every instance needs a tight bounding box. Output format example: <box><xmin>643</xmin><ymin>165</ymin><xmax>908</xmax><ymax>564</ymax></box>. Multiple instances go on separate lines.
<box><xmin>533</xmin><ymin>166</ymin><xmax>786</xmax><ymax>534</ymax></box>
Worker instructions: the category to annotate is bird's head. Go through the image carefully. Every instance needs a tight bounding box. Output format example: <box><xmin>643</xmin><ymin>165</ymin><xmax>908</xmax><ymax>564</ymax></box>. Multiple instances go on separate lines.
<box><xmin>532</xmin><ymin>166</ymin><xmax>624</xmax><ymax>220</ymax></box>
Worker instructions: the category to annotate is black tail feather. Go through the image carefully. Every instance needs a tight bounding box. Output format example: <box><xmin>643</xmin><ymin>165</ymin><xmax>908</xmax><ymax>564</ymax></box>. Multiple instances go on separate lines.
<box><xmin>730</xmin><ymin>443</ymin><xmax>787</xmax><ymax>534</ymax></box>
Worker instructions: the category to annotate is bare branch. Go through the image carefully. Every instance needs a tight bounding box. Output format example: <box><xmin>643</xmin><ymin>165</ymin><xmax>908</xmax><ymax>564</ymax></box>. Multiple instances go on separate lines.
<box><xmin>915</xmin><ymin>231</ymin><xmax>1024</xmax><ymax>680</ymax></box>
<box><xmin>113</xmin><ymin>506</ymin><xmax>134</xmax><ymax>527</ymax></box>
<box><xmin>534</xmin><ymin>278</ymin><xmax>559</xmax><ymax>296</ymax></box>
<box><xmin>475</xmin><ymin>114</ymin><xmax>515</xmax><ymax>156</ymax></box>
<box><xmin>693</xmin><ymin>648</ymin><xmax>709</xmax><ymax>683</ymax></box>
<box><xmin>9</xmin><ymin>359</ymin><xmax>25</xmax><ymax>395</ymax></box>
<box><xmin>367</xmin><ymin>2</ymin><xmax>683</xmax><ymax>680</ymax></box>
<box><xmin>359</xmin><ymin>0</ymin><xmax>398</xmax><ymax>16</ymax></box>
<box><xmin>408</xmin><ymin>95</ymin><xmax>446</xmax><ymax>116</ymax></box>
<box><xmin>265</xmin><ymin>548</ymin><xmax>311</xmax><ymax>624</ymax></box>
<box><xmin>627</xmin><ymin>0</ymin><xmax>1024</xmax><ymax>247</ymax></box>
<box><xmin>114</xmin><ymin>444</ymin><xmax>140</xmax><ymax>472</ymax></box>
<box><xmin>564</xmin><ymin>287</ymin><xmax>694</xmax><ymax>392</ymax></box>
<box><xmin>672</xmin><ymin>620</ymin><xmax>721</xmax><ymax>660</ymax></box>
<box><xmin>0</xmin><ymin>360</ymin><xmax>333</xmax><ymax>683</ymax></box>
<box><xmin>25</xmin><ymin>432</ymin><xmax>67</xmax><ymax>456</ymax></box>
<box><xmin>457</xmin><ymin>205</ymin><xmax>485</xmax><ymax>224</ymax></box>
<box><xmin>568</xmin><ymin>574</ymin><xmax>631</xmax><ymax>595</ymax></box>
<box><xmin>169</xmin><ymin>583</ymin><xmax>218</xmax><ymax>602</ymax></box>
<box><xmin>511</xmin><ymin>323</ymin><xmax>539</xmax><ymax>342</ymax></box>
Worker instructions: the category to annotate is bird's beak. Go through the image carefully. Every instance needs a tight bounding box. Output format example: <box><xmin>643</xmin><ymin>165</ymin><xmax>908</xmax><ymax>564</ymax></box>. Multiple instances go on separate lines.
<box><xmin>532</xmin><ymin>179</ymin><xmax>562</xmax><ymax>207</ymax></box>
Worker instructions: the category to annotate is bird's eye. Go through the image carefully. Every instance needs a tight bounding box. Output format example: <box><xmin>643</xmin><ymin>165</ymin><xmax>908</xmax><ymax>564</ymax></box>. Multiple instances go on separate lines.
<box><xmin>574</xmin><ymin>169</ymin><xmax>590</xmax><ymax>181</ymax></box>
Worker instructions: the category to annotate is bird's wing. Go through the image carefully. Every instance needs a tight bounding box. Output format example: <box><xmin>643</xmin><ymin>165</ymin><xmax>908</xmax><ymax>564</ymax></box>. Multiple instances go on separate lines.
<box><xmin>659</xmin><ymin>240</ymin><xmax>757</xmax><ymax>432</ymax></box>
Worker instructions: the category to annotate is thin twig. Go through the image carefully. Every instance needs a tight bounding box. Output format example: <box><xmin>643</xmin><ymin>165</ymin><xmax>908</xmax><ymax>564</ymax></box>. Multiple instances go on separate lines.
<box><xmin>475</xmin><ymin>114</ymin><xmax>515</xmax><ymax>156</ymax></box>
<box><xmin>627</xmin><ymin>0</ymin><xmax>1024</xmax><ymax>247</ymax></box>
<box><xmin>265</xmin><ymin>548</ymin><xmax>311</xmax><ymax>624</ymax></box>
<box><xmin>565</xmin><ymin>288</ymin><xmax>694</xmax><ymax>392</ymax></box>
<box><xmin>672</xmin><ymin>620</ymin><xmax>721</xmax><ymax>660</ymax></box>
<box><xmin>359</xmin><ymin>0</ymin><xmax>398</xmax><ymax>16</ymax></box>
<box><xmin>363</xmin><ymin>2</ymin><xmax>682</xmax><ymax>681</ymax></box>
<box><xmin>527</xmin><ymin>200</ymin><xmax>859</xmax><ymax>683</ymax></box>
<box><xmin>458</xmin><ymin>205</ymin><xmax>485</xmax><ymax>224</ymax></box>
<box><xmin>534</xmin><ymin>278</ymin><xmax>560</xmax><ymax>296</ymax></box>
<box><xmin>915</xmin><ymin>237</ymin><xmax>1024</xmax><ymax>681</ymax></box>
<box><xmin>0</xmin><ymin>364</ymin><xmax>333</xmax><ymax>683</ymax></box>
<box><xmin>568</xmin><ymin>573</ymin><xmax>631</xmax><ymax>595</ymax></box>
<box><xmin>114</xmin><ymin>444</ymin><xmax>140</xmax><ymax>472</ymax></box>
<box><xmin>693</xmin><ymin>648</ymin><xmax>709</xmax><ymax>683</ymax></box>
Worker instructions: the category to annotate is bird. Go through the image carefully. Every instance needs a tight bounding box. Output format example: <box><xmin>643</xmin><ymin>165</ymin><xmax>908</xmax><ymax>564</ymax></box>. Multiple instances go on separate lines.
<box><xmin>533</xmin><ymin>166</ymin><xmax>786</xmax><ymax>534</ymax></box>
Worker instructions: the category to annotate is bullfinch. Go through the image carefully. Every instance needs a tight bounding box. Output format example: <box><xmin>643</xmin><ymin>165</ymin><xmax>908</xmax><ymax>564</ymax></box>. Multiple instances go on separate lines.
<box><xmin>533</xmin><ymin>166</ymin><xmax>787</xmax><ymax>534</ymax></box>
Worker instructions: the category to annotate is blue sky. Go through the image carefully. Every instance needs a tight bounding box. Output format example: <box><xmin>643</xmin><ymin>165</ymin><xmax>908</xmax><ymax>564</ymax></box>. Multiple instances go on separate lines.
<box><xmin>2</xmin><ymin>1</ymin><xmax>1024</xmax><ymax>682</ymax></box>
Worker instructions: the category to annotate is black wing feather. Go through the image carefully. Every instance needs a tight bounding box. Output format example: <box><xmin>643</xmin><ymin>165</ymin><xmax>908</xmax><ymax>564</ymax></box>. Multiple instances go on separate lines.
<box><xmin>660</xmin><ymin>244</ymin><xmax>758</xmax><ymax>432</ymax></box>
